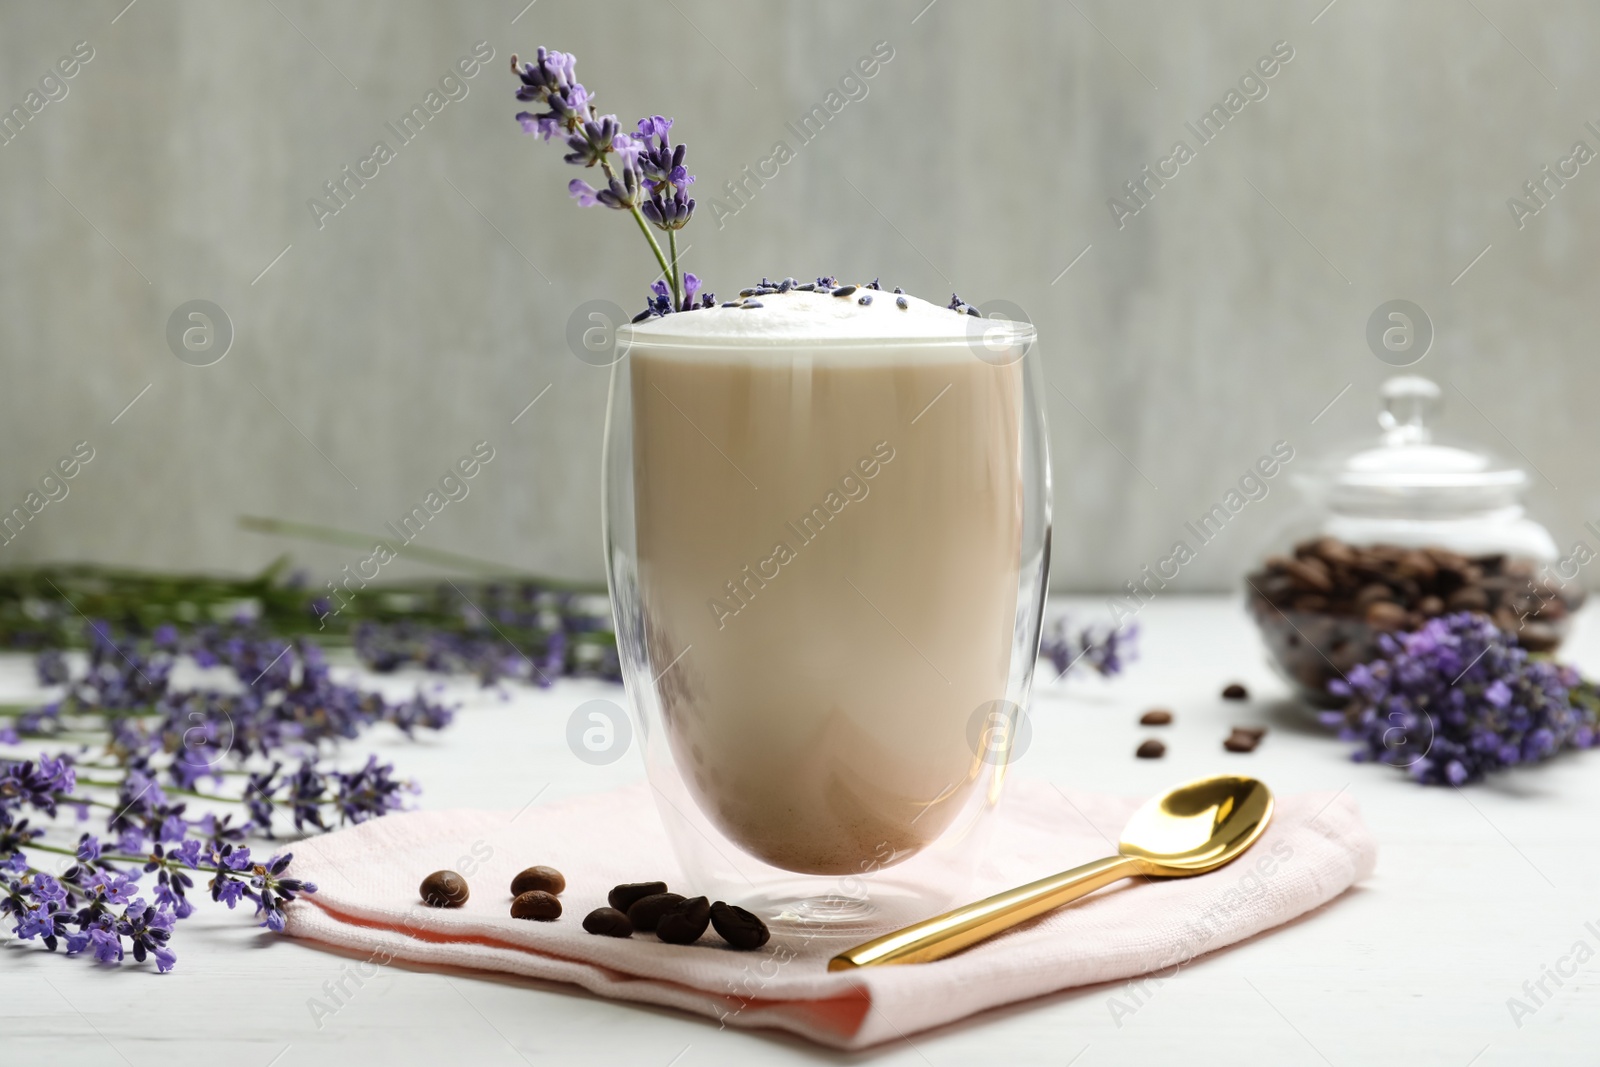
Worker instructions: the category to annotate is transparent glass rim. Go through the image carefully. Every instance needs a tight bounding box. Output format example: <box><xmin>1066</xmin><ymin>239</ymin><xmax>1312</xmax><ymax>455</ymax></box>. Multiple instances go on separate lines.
<box><xmin>616</xmin><ymin>317</ymin><xmax>1037</xmax><ymax>350</ymax></box>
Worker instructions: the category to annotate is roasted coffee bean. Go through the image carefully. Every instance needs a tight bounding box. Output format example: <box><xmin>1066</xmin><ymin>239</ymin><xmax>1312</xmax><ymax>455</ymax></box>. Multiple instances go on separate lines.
<box><xmin>1135</xmin><ymin>739</ymin><xmax>1166</xmax><ymax>759</ymax></box>
<box><xmin>1311</xmin><ymin>536</ymin><xmax>1358</xmax><ymax>567</ymax></box>
<box><xmin>627</xmin><ymin>892</ymin><xmax>685</xmax><ymax>933</ymax></box>
<box><xmin>1521</xmin><ymin>621</ymin><xmax>1561</xmax><ymax>653</ymax></box>
<box><xmin>1354</xmin><ymin>583</ymin><xmax>1396</xmax><ymax>609</ymax></box>
<box><xmin>1425</xmin><ymin>546</ymin><xmax>1471</xmax><ymax>572</ymax></box>
<box><xmin>1365</xmin><ymin>601</ymin><xmax>1409</xmax><ymax>630</ymax></box>
<box><xmin>1221</xmin><ymin>683</ymin><xmax>1249</xmax><ymax>700</ymax></box>
<box><xmin>1224</xmin><ymin>725</ymin><xmax>1266</xmax><ymax>752</ymax></box>
<box><xmin>1139</xmin><ymin>709</ymin><xmax>1173</xmax><ymax>726</ymax></box>
<box><xmin>656</xmin><ymin>896</ymin><xmax>712</xmax><ymax>945</ymax></box>
<box><xmin>1417</xmin><ymin>595</ymin><xmax>1446</xmax><ymax>617</ymax></box>
<box><xmin>608</xmin><ymin>881</ymin><xmax>668</xmax><ymax>912</ymax></box>
<box><xmin>511</xmin><ymin>865</ymin><xmax>565</xmax><ymax>897</ymax></box>
<box><xmin>1447</xmin><ymin>586</ymin><xmax>1490</xmax><ymax>612</ymax></box>
<box><xmin>1283</xmin><ymin>558</ymin><xmax>1333</xmax><ymax>593</ymax></box>
<box><xmin>582</xmin><ymin>907</ymin><xmax>634</xmax><ymax>938</ymax></box>
<box><xmin>420</xmin><ymin>870</ymin><xmax>469</xmax><ymax>908</ymax></box>
<box><xmin>510</xmin><ymin>890</ymin><xmax>562</xmax><ymax>921</ymax></box>
<box><xmin>1397</xmin><ymin>550</ymin><xmax>1438</xmax><ymax>582</ymax></box>
<box><xmin>710</xmin><ymin>901</ymin><xmax>771</xmax><ymax>950</ymax></box>
<box><xmin>1262</xmin><ymin>574</ymin><xmax>1297</xmax><ymax>601</ymax></box>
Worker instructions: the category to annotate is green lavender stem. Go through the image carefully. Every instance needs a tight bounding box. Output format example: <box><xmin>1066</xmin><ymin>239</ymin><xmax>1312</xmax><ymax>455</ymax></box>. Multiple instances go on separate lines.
<box><xmin>627</xmin><ymin>199</ymin><xmax>677</xmax><ymax>305</ymax></box>
<box><xmin>668</xmin><ymin>228</ymin><xmax>683</xmax><ymax>309</ymax></box>
<box><xmin>20</xmin><ymin>839</ymin><xmax>247</xmax><ymax>877</ymax></box>
<box><xmin>71</xmin><ymin>778</ymin><xmax>238</xmax><ymax>805</ymax></box>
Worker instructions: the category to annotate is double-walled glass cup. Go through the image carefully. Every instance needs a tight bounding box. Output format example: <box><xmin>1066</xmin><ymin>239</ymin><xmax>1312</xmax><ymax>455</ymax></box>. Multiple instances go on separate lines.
<box><xmin>601</xmin><ymin>310</ymin><xmax>1050</xmax><ymax>934</ymax></box>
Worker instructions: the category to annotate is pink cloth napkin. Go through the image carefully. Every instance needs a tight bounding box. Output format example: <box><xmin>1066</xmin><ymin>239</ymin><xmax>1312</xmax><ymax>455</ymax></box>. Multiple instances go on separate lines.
<box><xmin>282</xmin><ymin>779</ymin><xmax>1374</xmax><ymax>1050</ymax></box>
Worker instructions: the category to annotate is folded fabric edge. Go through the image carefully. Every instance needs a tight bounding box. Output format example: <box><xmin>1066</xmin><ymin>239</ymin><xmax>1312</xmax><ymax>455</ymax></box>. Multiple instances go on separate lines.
<box><xmin>285</xmin><ymin>895</ymin><xmax>875</xmax><ymax>1049</ymax></box>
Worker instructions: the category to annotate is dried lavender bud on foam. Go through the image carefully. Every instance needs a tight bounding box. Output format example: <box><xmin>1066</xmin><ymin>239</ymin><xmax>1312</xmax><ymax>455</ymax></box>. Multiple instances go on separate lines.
<box><xmin>623</xmin><ymin>289</ymin><xmax>1015</xmax><ymax>342</ymax></box>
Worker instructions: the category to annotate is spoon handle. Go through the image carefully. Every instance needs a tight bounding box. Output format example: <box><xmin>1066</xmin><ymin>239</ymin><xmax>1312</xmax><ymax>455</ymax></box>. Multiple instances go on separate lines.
<box><xmin>827</xmin><ymin>854</ymin><xmax>1144</xmax><ymax>970</ymax></box>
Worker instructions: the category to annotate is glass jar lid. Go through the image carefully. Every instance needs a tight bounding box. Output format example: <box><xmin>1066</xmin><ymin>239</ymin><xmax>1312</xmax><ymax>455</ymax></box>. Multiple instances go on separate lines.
<box><xmin>1309</xmin><ymin>376</ymin><xmax>1527</xmax><ymax>517</ymax></box>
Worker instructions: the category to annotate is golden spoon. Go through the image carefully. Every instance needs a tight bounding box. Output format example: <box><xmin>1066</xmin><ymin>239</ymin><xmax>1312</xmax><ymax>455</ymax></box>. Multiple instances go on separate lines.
<box><xmin>828</xmin><ymin>774</ymin><xmax>1273</xmax><ymax>970</ymax></box>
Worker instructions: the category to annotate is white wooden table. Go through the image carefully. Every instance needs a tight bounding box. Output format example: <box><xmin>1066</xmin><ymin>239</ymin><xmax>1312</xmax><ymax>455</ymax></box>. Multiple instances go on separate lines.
<box><xmin>4</xmin><ymin>595</ymin><xmax>1598</xmax><ymax>1066</ymax></box>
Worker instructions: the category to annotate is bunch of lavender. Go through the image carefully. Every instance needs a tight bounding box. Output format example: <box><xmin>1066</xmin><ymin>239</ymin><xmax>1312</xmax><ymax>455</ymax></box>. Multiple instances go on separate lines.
<box><xmin>1039</xmin><ymin>616</ymin><xmax>1139</xmax><ymax>680</ymax></box>
<box><xmin>0</xmin><ymin>557</ymin><xmax>621</xmax><ymax>687</ymax></box>
<box><xmin>1325</xmin><ymin>611</ymin><xmax>1600</xmax><ymax>785</ymax></box>
<box><xmin>0</xmin><ymin>619</ymin><xmax>455</xmax><ymax>970</ymax></box>
<box><xmin>511</xmin><ymin>47</ymin><xmax>708</xmax><ymax>318</ymax></box>
<box><xmin>351</xmin><ymin>584</ymin><xmax>620</xmax><ymax>686</ymax></box>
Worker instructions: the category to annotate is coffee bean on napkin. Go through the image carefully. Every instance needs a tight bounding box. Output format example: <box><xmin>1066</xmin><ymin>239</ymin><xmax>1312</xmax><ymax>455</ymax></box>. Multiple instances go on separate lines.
<box><xmin>710</xmin><ymin>902</ymin><xmax>770</xmax><ymax>951</ymax></box>
<box><xmin>1140</xmin><ymin>709</ymin><xmax>1173</xmax><ymax>725</ymax></box>
<box><xmin>656</xmin><ymin>896</ymin><xmax>712</xmax><ymax>945</ymax></box>
<box><xmin>510</xmin><ymin>890</ymin><xmax>562</xmax><ymax>921</ymax></box>
<box><xmin>510</xmin><ymin>865</ymin><xmax>565</xmax><ymax>896</ymax></box>
<box><xmin>627</xmin><ymin>892</ymin><xmax>685</xmax><ymax>933</ymax></box>
<box><xmin>419</xmin><ymin>870</ymin><xmax>469</xmax><ymax>908</ymax></box>
<box><xmin>1135</xmin><ymin>739</ymin><xmax>1166</xmax><ymax>759</ymax></box>
<box><xmin>608</xmin><ymin>881</ymin><xmax>667</xmax><ymax>912</ymax></box>
<box><xmin>582</xmin><ymin>907</ymin><xmax>633</xmax><ymax>938</ymax></box>
<box><xmin>1222</xmin><ymin>683</ymin><xmax>1249</xmax><ymax>700</ymax></box>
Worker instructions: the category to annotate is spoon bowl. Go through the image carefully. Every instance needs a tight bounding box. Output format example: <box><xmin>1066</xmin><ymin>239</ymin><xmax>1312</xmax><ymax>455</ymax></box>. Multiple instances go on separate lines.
<box><xmin>1118</xmin><ymin>774</ymin><xmax>1274</xmax><ymax>874</ymax></box>
<box><xmin>829</xmin><ymin>774</ymin><xmax>1274</xmax><ymax>970</ymax></box>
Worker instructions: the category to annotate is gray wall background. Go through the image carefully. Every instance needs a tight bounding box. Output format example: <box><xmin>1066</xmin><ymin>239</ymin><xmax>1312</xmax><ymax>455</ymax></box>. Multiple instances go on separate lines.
<box><xmin>2</xmin><ymin>0</ymin><xmax>1597</xmax><ymax>597</ymax></box>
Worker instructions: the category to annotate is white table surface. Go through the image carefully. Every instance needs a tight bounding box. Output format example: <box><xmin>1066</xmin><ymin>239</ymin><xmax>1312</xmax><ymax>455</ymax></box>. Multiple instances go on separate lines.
<box><xmin>4</xmin><ymin>594</ymin><xmax>1599</xmax><ymax>1067</ymax></box>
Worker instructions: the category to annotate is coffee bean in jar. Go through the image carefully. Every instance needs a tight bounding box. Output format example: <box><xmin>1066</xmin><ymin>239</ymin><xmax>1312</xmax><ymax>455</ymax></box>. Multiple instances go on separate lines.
<box><xmin>1247</xmin><ymin>537</ymin><xmax>1583</xmax><ymax>703</ymax></box>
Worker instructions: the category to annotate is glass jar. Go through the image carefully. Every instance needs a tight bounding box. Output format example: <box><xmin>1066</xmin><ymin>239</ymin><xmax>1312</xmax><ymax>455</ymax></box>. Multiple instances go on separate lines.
<box><xmin>1246</xmin><ymin>375</ymin><xmax>1582</xmax><ymax>705</ymax></box>
<box><xmin>602</xmin><ymin>311</ymin><xmax>1050</xmax><ymax>934</ymax></box>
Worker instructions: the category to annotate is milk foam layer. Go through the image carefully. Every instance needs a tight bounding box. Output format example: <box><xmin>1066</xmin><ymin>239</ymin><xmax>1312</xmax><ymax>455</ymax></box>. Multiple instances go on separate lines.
<box><xmin>625</xmin><ymin>288</ymin><xmax>1015</xmax><ymax>342</ymax></box>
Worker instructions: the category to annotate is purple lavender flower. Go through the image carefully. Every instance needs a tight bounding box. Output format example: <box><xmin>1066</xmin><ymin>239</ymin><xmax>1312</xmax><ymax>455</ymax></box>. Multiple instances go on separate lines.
<box><xmin>87</xmin><ymin>869</ymin><xmax>138</xmax><ymax>907</ymax></box>
<box><xmin>331</xmin><ymin>756</ymin><xmax>411</xmax><ymax>825</ymax></box>
<box><xmin>635</xmin><ymin>118</ymin><xmax>676</xmax><ymax>176</ymax></box>
<box><xmin>0</xmin><ymin>755</ymin><xmax>76</xmax><ymax>817</ymax></box>
<box><xmin>29</xmin><ymin>873</ymin><xmax>66</xmax><ymax>905</ymax></box>
<box><xmin>34</xmin><ymin>649</ymin><xmax>69</xmax><ymax>686</ymax></box>
<box><xmin>635</xmin><ymin>115</ymin><xmax>696</xmax><ymax>234</ymax></box>
<box><xmin>120</xmin><ymin>901</ymin><xmax>177</xmax><ymax>972</ymax></box>
<box><xmin>211</xmin><ymin>872</ymin><xmax>249</xmax><ymax>909</ymax></box>
<box><xmin>512</xmin><ymin>47</ymin><xmax>588</xmax><ymax>140</ymax></box>
<box><xmin>287</xmin><ymin>760</ymin><xmax>329</xmax><ymax>832</ymax></box>
<box><xmin>86</xmin><ymin>916</ymin><xmax>124</xmax><ymax>963</ymax></box>
<box><xmin>594</xmin><ymin>165</ymin><xmax>642</xmax><ymax>211</ymax></box>
<box><xmin>1040</xmin><ymin>617</ymin><xmax>1139</xmax><ymax>680</ymax></box>
<box><xmin>152</xmin><ymin>878</ymin><xmax>195</xmax><ymax>920</ymax></box>
<box><xmin>568</xmin><ymin>178</ymin><xmax>601</xmax><ymax>207</ymax></box>
<box><xmin>15</xmin><ymin>901</ymin><xmax>59</xmax><ymax>941</ymax></box>
<box><xmin>251</xmin><ymin>852</ymin><xmax>315</xmax><ymax>933</ymax></box>
<box><xmin>641</xmin><ymin>187</ymin><xmax>695</xmax><ymax>231</ymax></box>
<box><xmin>563</xmin><ymin>115</ymin><xmax>622</xmax><ymax>167</ymax></box>
<box><xmin>510</xmin><ymin>49</ymin><xmax>700</xmax><ymax>312</ymax></box>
